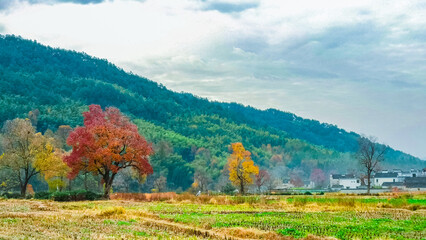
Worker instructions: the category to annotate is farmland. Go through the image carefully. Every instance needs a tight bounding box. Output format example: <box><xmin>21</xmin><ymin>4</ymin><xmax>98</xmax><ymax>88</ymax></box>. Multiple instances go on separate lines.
<box><xmin>0</xmin><ymin>193</ymin><xmax>425</xmax><ymax>239</ymax></box>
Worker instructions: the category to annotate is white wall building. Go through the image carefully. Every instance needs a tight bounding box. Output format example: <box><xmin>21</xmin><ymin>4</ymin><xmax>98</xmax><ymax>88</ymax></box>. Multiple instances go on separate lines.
<box><xmin>330</xmin><ymin>174</ymin><xmax>361</xmax><ymax>189</ymax></box>
<box><xmin>373</xmin><ymin>172</ymin><xmax>401</xmax><ymax>187</ymax></box>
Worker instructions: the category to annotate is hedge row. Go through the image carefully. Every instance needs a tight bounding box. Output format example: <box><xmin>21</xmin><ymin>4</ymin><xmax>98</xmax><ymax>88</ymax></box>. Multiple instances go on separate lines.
<box><xmin>1</xmin><ymin>191</ymin><xmax>103</xmax><ymax>201</ymax></box>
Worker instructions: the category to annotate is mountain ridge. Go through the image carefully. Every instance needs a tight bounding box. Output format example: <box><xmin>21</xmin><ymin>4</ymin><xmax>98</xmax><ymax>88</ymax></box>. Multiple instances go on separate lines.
<box><xmin>0</xmin><ymin>34</ymin><xmax>423</xmax><ymax>191</ymax></box>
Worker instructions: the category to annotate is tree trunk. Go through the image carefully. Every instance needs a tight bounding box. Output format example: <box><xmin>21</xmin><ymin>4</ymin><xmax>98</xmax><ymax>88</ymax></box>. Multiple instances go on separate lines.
<box><xmin>20</xmin><ymin>184</ymin><xmax>27</xmax><ymax>198</ymax></box>
<box><xmin>84</xmin><ymin>173</ymin><xmax>88</xmax><ymax>191</ymax></box>
<box><xmin>240</xmin><ymin>181</ymin><xmax>244</xmax><ymax>195</ymax></box>
<box><xmin>68</xmin><ymin>179</ymin><xmax>72</xmax><ymax>191</ymax></box>
<box><xmin>367</xmin><ymin>171</ymin><xmax>371</xmax><ymax>195</ymax></box>
<box><xmin>103</xmin><ymin>183</ymin><xmax>112</xmax><ymax>199</ymax></box>
<box><xmin>102</xmin><ymin>173</ymin><xmax>116</xmax><ymax>199</ymax></box>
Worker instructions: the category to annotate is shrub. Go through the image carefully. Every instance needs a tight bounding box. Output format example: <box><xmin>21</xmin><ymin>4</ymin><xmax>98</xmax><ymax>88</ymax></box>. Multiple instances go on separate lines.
<box><xmin>1</xmin><ymin>192</ymin><xmax>22</xmax><ymax>199</ymax></box>
<box><xmin>34</xmin><ymin>192</ymin><xmax>52</xmax><ymax>200</ymax></box>
<box><xmin>304</xmin><ymin>191</ymin><xmax>312</xmax><ymax>195</ymax></box>
<box><xmin>222</xmin><ymin>183</ymin><xmax>236</xmax><ymax>195</ymax></box>
<box><xmin>51</xmin><ymin>191</ymin><xmax>102</xmax><ymax>202</ymax></box>
<box><xmin>51</xmin><ymin>192</ymin><xmax>71</xmax><ymax>202</ymax></box>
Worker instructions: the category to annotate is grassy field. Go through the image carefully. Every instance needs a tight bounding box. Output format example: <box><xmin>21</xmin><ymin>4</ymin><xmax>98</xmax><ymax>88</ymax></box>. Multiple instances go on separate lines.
<box><xmin>0</xmin><ymin>193</ymin><xmax>425</xmax><ymax>239</ymax></box>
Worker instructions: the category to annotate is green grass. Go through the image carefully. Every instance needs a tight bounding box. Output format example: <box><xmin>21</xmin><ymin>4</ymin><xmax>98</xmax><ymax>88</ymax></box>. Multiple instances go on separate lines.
<box><xmin>0</xmin><ymin>195</ymin><xmax>425</xmax><ymax>239</ymax></box>
<box><xmin>158</xmin><ymin>211</ymin><xmax>425</xmax><ymax>239</ymax></box>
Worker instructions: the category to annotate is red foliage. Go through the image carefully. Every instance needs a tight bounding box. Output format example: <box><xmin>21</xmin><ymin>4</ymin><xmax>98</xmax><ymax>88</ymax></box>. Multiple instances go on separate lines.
<box><xmin>64</xmin><ymin>105</ymin><xmax>153</xmax><ymax>197</ymax></box>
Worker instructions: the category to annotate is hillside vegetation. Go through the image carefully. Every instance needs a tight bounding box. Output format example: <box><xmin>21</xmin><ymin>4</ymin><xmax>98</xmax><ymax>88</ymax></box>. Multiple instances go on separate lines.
<box><xmin>0</xmin><ymin>35</ymin><xmax>423</xmax><ymax>192</ymax></box>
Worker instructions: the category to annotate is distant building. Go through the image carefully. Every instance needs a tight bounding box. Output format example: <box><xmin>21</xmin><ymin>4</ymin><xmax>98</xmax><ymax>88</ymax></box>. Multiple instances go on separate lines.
<box><xmin>373</xmin><ymin>172</ymin><xmax>401</xmax><ymax>187</ymax></box>
<box><xmin>405</xmin><ymin>177</ymin><xmax>426</xmax><ymax>190</ymax></box>
<box><xmin>272</xmin><ymin>182</ymin><xmax>294</xmax><ymax>192</ymax></box>
<box><xmin>330</xmin><ymin>174</ymin><xmax>360</xmax><ymax>189</ymax></box>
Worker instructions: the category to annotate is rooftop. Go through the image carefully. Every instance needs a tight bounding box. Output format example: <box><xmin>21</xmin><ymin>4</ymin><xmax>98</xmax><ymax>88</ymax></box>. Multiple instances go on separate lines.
<box><xmin>375</xmin><ymin>172</ymin><xmax>398</xmax><ymax>178</ymax></box>
<box><xmin>405</xmin><ymin>177</ymin><xmax>426</xmax><ymax>188</ymax></box>
<box><xmin>331</xmin><ymin>174</ymin><xmax>356</xmax><ymax>179</ymax></box>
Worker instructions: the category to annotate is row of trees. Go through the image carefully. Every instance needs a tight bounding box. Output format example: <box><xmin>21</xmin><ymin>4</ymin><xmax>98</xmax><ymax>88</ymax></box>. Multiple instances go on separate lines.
<box><xmin>0</xmin><ymin>105</ymin><xmax>281</xmax><ymax>198</ymax></box>
<box><xmin>0</xmin><ymin>104</ymin><xmax>388</xmax><ymax>198</ymax></box>
<box><xmin>0</xmin><ymin>105</ymin><xmax>154</xmax><ymax>199</ymax></box>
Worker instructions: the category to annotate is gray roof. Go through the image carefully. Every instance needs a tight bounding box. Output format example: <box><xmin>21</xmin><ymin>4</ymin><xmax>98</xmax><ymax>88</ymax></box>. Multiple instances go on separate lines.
<box><xmin>375</xmin><ymin>172</ymin><xmax>398</xmax><ymax>178</ymax></box>
<box><xmin>331</xmin><ymin>174</ymin><xmax>355</xmax><ymax>179</ymax></box>
<box><xmin>405</xmin><ymin>177</ymin><xmax>426</xmax><ymax>188</ymax></box>
<box><xmin>382</xmin><ymin>182</ymin><xmax>404</xmax><ymax>187</ymax></box>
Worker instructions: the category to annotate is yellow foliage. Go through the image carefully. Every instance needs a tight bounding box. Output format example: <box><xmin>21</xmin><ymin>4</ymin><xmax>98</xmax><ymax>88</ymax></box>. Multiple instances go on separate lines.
<box><xmin>34</xmin><ymin>141</ymin><xmax>70</xmax><ymax>182</ymax></box>
<box><xmin>228</xmin><ymin>143</ymin><xmax>259</xmax><ymax>193</ymax></box>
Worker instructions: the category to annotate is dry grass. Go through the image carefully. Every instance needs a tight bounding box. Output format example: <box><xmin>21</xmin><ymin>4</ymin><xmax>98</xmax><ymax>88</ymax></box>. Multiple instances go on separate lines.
<box><xmin>110</xmin><ymin>192</ymin><xmax>177</xmax><ymax>201</ymax></box>
<box><xmin>0</xmin><ymin>193</ymin><xmax>424</xmax><ymax>239</ymax></box>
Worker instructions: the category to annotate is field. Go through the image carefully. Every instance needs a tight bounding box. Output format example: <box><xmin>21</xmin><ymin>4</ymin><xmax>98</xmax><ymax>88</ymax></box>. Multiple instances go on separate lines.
<box><xmin>0</xmin><ymin>193</ymin><xmax>425</xmax><ymax>239</ymax></box>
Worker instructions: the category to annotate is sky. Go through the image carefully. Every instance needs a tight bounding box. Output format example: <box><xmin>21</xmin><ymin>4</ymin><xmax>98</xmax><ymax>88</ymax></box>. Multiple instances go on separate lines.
<box><xmin>0</xmin><ymin>0</ymin><xmax>425</xmax><ymax>159</ymax></box>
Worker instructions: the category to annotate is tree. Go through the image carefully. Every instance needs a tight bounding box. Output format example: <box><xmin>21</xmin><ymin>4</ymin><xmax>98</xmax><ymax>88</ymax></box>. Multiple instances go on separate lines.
<box><xmin>154</xmin><ymin>176</ymin><xmax>167</xmax><ymax>192</ymax></box>
<box><xmin>228</xmin><ymin>143</ymin><xmax>259</xmax><ymax>195</ymax></box>
<box><xmin>255</xmin><ymin>170</ymin><xmax>270</xmax><ymax>193</ymax></box>
<box><xmin>357</xmin><ymin>136</ymin><xmax>387</xmax><ymax>194</ymax></box>
<box><xmin>35</xmin><ymin>148</ymin><xmax>70</xmax><ymax>192</ymax></box>
<box><xmin>290</xmin><ymin>174</ymin><xmax>304</xmax><ymax>187</ymax></box>
<box><xmin>193</xmin><ymin>169</ymin><xmax>210</xmax><ymax>193</ymax></box>
<box><xmin>310</xmin><ymin>168</ymin><xmax>326</xmax><ymax>188</ymax></box>
<box><xmin>0</xmin><ymin>119</ymin><xmax>55</xmax><ymax>197</ymax></box>
<box><xmin>64</xmin><ymin>105</ymin><xmax>154</xmax><ymax>199</ymax></box>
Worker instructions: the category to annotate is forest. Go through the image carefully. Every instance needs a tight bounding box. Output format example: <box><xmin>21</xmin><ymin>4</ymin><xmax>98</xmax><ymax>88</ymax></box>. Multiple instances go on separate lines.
<box><xmin>0</xmin><ymin>35</ymin><xmax>424</xmax><ymax>195</ymax></box>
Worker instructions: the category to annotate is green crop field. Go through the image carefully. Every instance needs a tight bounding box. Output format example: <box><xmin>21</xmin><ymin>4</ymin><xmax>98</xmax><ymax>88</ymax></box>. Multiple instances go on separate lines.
<box><xmin>0</xmin><ymin>193</ymin><xmax>425</xmax><ymax>239</ymax></box>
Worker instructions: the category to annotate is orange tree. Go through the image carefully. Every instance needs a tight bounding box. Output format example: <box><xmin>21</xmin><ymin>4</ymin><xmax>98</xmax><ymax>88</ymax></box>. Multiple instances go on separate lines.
<box><xmin>228</xmin><ymin>143</ymin><xmax>259</xmax><ymax>195</ymax></box>
<box><xmin>64</xmin><ymin>105</ymin><xmax>153</xmax><ymax>199</ymax></box>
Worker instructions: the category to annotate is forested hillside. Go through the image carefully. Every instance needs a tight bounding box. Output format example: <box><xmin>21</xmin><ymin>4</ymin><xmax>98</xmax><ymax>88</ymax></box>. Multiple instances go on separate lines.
<box><xmin>0</xmin><ymin>35</ymin><xmax>423</xmax><ymax>192</ymax></box>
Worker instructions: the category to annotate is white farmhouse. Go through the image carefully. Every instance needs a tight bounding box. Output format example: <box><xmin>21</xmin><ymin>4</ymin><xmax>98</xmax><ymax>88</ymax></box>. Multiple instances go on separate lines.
<box><xmin>373</xmin><ymin>172</ymin><xmax>401</xmax><ymax>187</ymax></box>
<box><xmin>330</xmin><ymin>174</ymin><xmax>361</xmax><ymax>189</ymax></box>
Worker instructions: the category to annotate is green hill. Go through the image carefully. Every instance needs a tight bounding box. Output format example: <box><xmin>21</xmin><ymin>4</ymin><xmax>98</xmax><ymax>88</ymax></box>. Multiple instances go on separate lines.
<box><xmin>0</xmin><ymin>35</ymin><xmax>423</xmax><ymax>191</ymax></box>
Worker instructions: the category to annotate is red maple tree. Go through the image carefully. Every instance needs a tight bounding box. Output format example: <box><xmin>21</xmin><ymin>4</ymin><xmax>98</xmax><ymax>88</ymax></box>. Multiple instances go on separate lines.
<box><xmin>64</xmin><ymin>105</ymin><xmax>153</xmax><ymax>198</ymax></box>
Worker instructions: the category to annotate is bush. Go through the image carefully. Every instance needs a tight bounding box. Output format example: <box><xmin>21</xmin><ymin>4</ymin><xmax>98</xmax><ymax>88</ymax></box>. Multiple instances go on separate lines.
<box><xmin>34</xmin><ymin>192</ymin><xmax>52</xmax><ymax>199</ymax></box>
<box><xmin>51</xmin><ymin>190</ymin><xmax>102</xmax><ymax>202</ymax></box>
<box><xmin>1</xmin><ymin>192</ymin><xmax>22</xmax><ymax>199</ymax></box>
<box><xmin>51</xmin><ymin>192</ymin><xmax>71</xmax><ymax>202</ymax></box>
<box><xmin>304</xmin><ymin>191</ymin><xmax>312</xmax><ymax>195</ymax></box>
<box><xmin>222</xmin><ymin>183</ymin><xmax>236</xmax><ymax>195</ymax></box>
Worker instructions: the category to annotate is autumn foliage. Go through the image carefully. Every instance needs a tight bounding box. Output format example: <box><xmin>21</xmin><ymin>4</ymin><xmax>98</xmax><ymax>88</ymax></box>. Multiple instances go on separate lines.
<box><xmin>228</xmin><ymin>143</ymin><xmax>259</xmax><ymax>195</ymax></box>
<box><xmin>64</xmin><ymin>105</ymin><xmax>153</xmax><ymax>198</ymax></box>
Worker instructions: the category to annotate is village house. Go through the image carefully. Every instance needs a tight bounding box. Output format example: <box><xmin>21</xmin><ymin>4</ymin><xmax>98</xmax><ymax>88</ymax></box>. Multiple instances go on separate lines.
<box><xmin>373</xmin><ymin>171</ymin><xmax>401</xmax><ymax>187</ymax></box>
<box><xmin>329</xmin><ymin>174</ymin><xmax>360</xmax><ymax>189</ymax></box>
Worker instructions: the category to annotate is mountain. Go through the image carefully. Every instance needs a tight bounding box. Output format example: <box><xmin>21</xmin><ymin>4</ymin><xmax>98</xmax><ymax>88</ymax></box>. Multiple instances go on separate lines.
<box><xmin>0</xmin><ymin>35</ymin><xmax>423</xmax><ymax>191</ymax></box>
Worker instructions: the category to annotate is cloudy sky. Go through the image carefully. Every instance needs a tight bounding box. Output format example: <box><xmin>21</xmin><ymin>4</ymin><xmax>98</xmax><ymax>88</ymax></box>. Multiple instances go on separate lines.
<box><xmin>0</xmin><ymin>0</ymin><xmax>425</xmax><ymax>159</ymax></box>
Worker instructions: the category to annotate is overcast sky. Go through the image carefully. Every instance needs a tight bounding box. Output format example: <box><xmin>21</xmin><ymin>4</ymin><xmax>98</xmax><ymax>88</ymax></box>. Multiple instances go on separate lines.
<box><xmin>1</xmin><ymin>0</ymin><xmax>425</xmax><ymax>159</ymax></box>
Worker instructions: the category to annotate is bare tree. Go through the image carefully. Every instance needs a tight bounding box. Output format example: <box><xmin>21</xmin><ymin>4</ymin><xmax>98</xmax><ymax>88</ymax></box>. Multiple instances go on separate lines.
<box><xmin>255</xmin><ymin>170</ymin><xmax>270</xmax><ymax>193</ymax></box>
<box><xmin>154</xmin><ymin>176</ymin><xmax>167</xmax><ymax>192</ymax></box>
<box><xmin>357</xmin><ymin>136</ymin><xmax>387</xmax><ymax>194</ymax></box>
